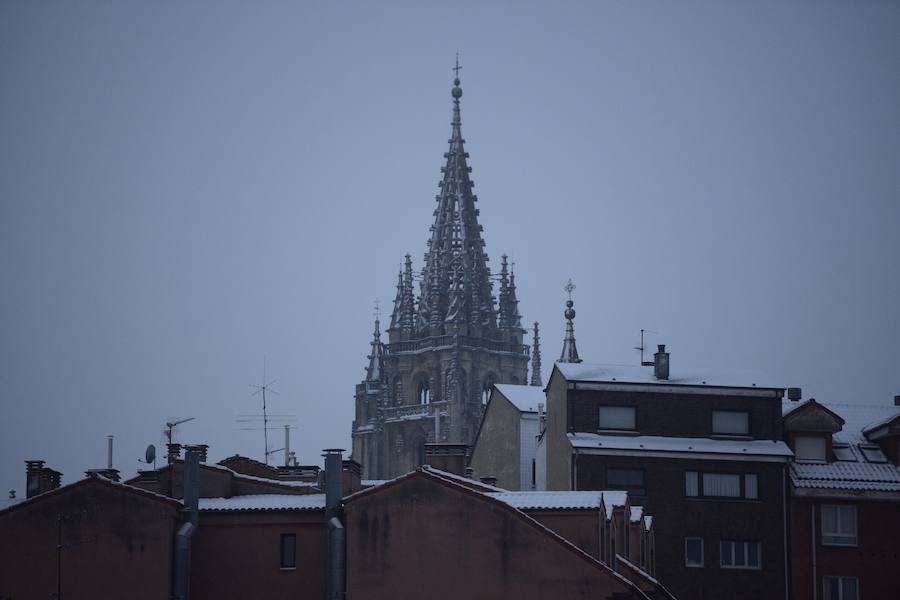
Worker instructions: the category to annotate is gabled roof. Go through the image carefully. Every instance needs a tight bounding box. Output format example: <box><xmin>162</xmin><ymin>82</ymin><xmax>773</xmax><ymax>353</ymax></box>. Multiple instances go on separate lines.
<box><xmin>569</xmin><ymin>432</ymin><xmax>793</xmax><ymax>459</ymax></box>
<box><xmin>486</xmin><ymin>490</ymin><xmax>627</xmax><ymax>511</ymax></box>
<box><xmin>493</xmin><ymin>384</ymin><xmax>545</xmax><ymax>413</ymax></box>
<box><xmin>553</xmin><ymin>361</ymin><xmax>783</xmax><ymax>390</ymax></box>
<box><xmin>199</xmin><ymin>494</ymin><xmax>325</xmax><ymax>512</ymax></box>
<box><xmin>0</xmin><ymin>474</ymin><xmax>181</xmax><ymax>516</ymax></box>
<box><xmin>343</xmin><ymin>466</ymin><xmax>651</xmax><ymax>599</ymax></box>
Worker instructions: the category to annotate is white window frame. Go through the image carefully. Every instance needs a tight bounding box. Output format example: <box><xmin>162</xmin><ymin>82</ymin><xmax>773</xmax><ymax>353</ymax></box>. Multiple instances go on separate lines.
<box><xmin>598</xmin><ymin>405</ymin><xmax>636</xmax><ymax>431</ymax></box>
<box><xmin>712</xmin><ymin>410</ymin><xmax>750</xmax><ymax>436</ymax></box>
<box><xmin>720</xmin><ymin>540</ymin><xmax>761</xmax><ymax>570</ymax></box>
<box><xmin>685</xmin><ymin>537</ymin><xmax>704</xmax><ymax>567</ymax></box>
<box><xmin>823</xmin><ymin>576</ymin><xmax>859</xmax><ymax>600</ymax></box>
<box><xmin>822</xmin><ymin>505</ymin><xmax>857</xmax><ymax>546</ymax></box>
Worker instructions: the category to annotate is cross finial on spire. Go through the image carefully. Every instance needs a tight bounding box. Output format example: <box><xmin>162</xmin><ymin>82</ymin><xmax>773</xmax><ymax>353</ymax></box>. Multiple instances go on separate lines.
<box><xmin>453</xmin><ymin>53</ymin><xmax>462</xmax><ymax>78</ymax></box>
<box><xmin>373</xmin><ymin>298</ymin><xmax>381</xmax><ymax>321</ymax></box>
<box><xmin>564</xmin><ymin>278</ymin><xmax>576</xmax><ymax>301</ymax></box>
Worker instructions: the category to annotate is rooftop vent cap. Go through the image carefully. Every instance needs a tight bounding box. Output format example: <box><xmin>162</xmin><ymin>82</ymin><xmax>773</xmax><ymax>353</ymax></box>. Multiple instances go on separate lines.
<box><xmin>788</xmin><ymin>388</ymin><xmax>802</xmax><ymax>402</ymax></box>
<box><xmin>653</xmin><ymin>344</ymin><xmax>670</xmax><ymax>381</ymax></box>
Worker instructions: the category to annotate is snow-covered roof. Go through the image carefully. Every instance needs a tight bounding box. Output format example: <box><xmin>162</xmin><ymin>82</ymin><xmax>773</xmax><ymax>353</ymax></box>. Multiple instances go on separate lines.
<box><xmin>486</xmin><ymin>490</ymin><xmax>627</xmax><ymax>511</ymax></box>
<box><xmin>629</xmin><ymin>506</ymin><xmax>643</xmax><ymax>523</ymax></box>
<box><xmin>791</xmin><ymin>461</ymin><xmax>900</xmax><ymax>493</ymax></box>
<box><xmin>569</xmin><ymin>432</ymin><xmax>793</xmax><ymax>458</ymax></box>
<box><xmin>361</xmin><ymin>479</ymin><xmax>389</xmax><ymax>488</ymax></box>
<box><xmin>818</xmin><ymin>402</ymin><xmax>898</xmax><ymax>444</ymax></box>
<box><xmin>0</xmin><ymin>498</ymin><xmax>22</xmax><ymax>511</ymax></box>
<box><xmin>424</xmin><ymin>466</ymin><xmax>508</xmax><ymax>492</ymax></box>
<box><xmin>199</xmin><ymin>494</ymin><xmax>326</xmax><ymax>512</ymax></box>
<box><xmin>494</xmin><ymin>384</ymin><xmax>545</xmax><ymax>413</ymax></box>
<box><xmin>556</xmin><ymin>362</ymin><xmax>782</xmax><ymax>390</ymax></box>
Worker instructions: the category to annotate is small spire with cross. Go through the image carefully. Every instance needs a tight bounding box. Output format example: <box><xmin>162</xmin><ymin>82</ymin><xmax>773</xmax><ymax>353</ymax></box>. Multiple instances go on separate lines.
<box><xmin>564</xmin><ymin>279</ymin><xmax>576</xmax><ymax>301</ymax></box>
<box><xmin>373</xmin><ymin>298</ymin><xmax>381</xmax><ymax>322</ymax></box>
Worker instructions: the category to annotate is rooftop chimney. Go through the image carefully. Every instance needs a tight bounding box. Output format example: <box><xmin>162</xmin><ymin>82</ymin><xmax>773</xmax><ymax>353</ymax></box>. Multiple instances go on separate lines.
<box><xmin>653</xmin><ymin>344</ymin><xmax>670</xmax><ymax>381</ymax></box>
<box><xmin>25</xmin><ymin>460</ymin><xmax>62</xmax><ymax>498</ymax></box>
<box><xmin>183</xmin><ymin>444</ymin><xmax>208</xmax><ymax>463</ymax></box>
<box><xmin>323</xmin><ymin>449</ymin><xmax>345</xmax><ymax>600</ymax></box>
<box><xmin>107</xmin><ymin>435</ymin><xmax>114</xmax><ymax>469</ymax></box>
<box><xmin>167</xmin><ymin>443</ymin><xmax>182</xmax><ymax>463</ymax></box>
<box><xmin>788</xmin><ymin>388</ymin><xmax>802</xmax><ymax>402</ymax></box>
<box><xmin>8</xmin><ymin>490</ymin><xmax>15</xmax><ymax>500</ymax></box>
<box><xmin>464</xmin><ymin>466</ymin><xmax>474</xmax><ymax>479</ymax></box>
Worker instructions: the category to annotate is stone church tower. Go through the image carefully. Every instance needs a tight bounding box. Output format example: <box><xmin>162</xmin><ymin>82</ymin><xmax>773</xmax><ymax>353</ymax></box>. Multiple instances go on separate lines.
<box><xmin>352</xmin><ymin>71</ymin><xmax>532</xmax><ymax>479</ymax></box>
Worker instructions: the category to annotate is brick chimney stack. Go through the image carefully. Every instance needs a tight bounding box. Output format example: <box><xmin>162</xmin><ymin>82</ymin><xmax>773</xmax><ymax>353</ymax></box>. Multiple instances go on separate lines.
<box><xmin>654</xmin><ymin>345</ymin><xmax>670</xmax><ymax>381</ymax></box>
<box><xmin>25</xmin><ymin>460</ymin><xmax>62</xmax><ymax>498</ymax></box>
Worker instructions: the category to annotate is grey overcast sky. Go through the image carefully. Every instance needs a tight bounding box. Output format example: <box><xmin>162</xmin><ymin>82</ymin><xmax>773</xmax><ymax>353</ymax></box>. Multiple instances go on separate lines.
<box><xmin>1</xmin><ymin>1</ymin><xmax>899</xmax><ymax>496</ymax></box>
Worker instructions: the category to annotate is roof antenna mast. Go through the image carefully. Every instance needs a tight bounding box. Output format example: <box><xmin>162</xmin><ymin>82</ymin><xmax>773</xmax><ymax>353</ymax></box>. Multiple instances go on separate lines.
<box><xmin>250</xmin><ymin>357</ymin><xmax>278</xmax><ymax>465</ymax></box>
<box><xmin>634</xmin><ymin>329</ymin><xmax>659</xmax><ymax>366</ymax></box>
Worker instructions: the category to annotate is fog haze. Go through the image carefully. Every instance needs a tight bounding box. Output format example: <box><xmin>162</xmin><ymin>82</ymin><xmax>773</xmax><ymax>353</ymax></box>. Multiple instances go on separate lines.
<box><xmin>2</xmin><ymin>1</ymin><xmax>899</xmax><ymax>496</ymax></box>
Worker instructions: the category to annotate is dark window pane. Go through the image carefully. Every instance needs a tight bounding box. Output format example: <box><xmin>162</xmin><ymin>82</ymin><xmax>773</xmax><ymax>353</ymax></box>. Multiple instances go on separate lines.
<box><xmin>841</xmin><ymin>578</ymin><xmax>858</xmax><ymax>600</ymax></box>
<box><xmin>720</xmin><ymin>541</ymin><xmax>732</xmax><ymax>566</ymax></box>
<box><xmin>608</xmin><ymin>468</ymin><xmax>644</xmax><ymax>487</ymax></box>
<box><xmin>686</xmin><ymin>538</ymin><xmax>703</xmax><ymax>566</ymax></box>
<box><xmin>735</xmin><ymin>541</ymin><xmax>745</xmax><ymax>565</ymax></box>
<box><xmin>747</xmin><ymin>542</ymin><xmax>759</xmax><ymax>567</ymax></box>
<box><xmin>281</xmin><ymin>534</ymin><xmax>297</xmax><ymax>568</ymax></box>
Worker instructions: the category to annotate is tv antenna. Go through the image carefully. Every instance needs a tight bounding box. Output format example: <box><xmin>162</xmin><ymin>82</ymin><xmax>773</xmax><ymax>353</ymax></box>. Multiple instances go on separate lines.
<box><xmin>165</xmin><ymin>417</ymin><xmax>195</xmax><ymax>445</ymax></box>
<box><xmin>633</xmin><ymin>329</ymin><xmax>659</xmax><ymax>366</ymax></box>
<box><xmin>249</xmin><ymin>358</ymin><xmax>279</xmax><ymax>465</ymax></box>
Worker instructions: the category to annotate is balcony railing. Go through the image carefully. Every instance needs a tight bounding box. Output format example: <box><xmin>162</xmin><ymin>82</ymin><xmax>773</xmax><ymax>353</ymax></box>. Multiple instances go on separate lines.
<box><xmin>380</xmin><ymin>401</ymin><xmax>449</xmax><ymax>423</ymax></box>
<box><xmin>386</xmin><ymin>335</ymin><xmax>529</xmax><ymax>357</ymax></box>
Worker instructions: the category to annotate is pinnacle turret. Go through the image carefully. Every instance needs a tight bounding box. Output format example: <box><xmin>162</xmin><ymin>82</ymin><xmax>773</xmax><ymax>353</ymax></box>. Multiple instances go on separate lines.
<box><xmin>558</xmin><ymin>279</ymin><xmax>582</xmax><ymax>364</ymax></box>
<box><xmin>365</xmin><ymin>318</ymin><xmax>385</xmax><ymax>382</ymax></box>
<box><xmin>531</xmin><ymin>322</ymin><xmax>543</xmax><ymax>386</ymax></box>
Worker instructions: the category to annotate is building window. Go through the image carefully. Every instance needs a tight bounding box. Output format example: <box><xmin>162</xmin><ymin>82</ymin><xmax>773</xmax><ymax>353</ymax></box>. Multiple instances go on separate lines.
<box><xmin>417</xmin><ymin>380</ymin><xmax>430</xmax><ymax>404</ymax></box>
<box><xmin>607</xmin><ymin>468</ymin><xmax>645</xmax><ymax>495</ymax></box>
<box><xmin>822</xmin><ymin>505</ymin><xmax>857</xmax><ymax>546</ymax></box>
<box><xmin>795</xmin><ymin>436</ymin><xmax>827</xmax><ymax>462</ymax></box>
<box><xmin>686</xmin><ymin>471</ymin><xmax>758</xmax><ymax>499</ymax></box>
<box><xmin>685</xmin><ymin>537</ymin><xmax>704</xmax><ymax>567</ymax></box>
<box><xmin>598</xmin><ymin>406</ymin><xmax>636</xmax><ymax>431</ymax></box>
<box><xmin>280</xmin><ymin>534</ymin><xmax>297</xmax><ymax>569</ymax></box>
<box><xmin>720</xmin><ymin>540</ymin><xmax>761</xmax><ymax>569</ymax></box>
<box><xmin>744</xmin><ymin>474</ymin><xmax>758</xmax><ymax>499</ymax></box>
<box><xmin>712</xmin><ymin>410</ymin><xmax>750</xmax><ymax>436</ymax></box>
<box><xmin>823</xmin><ymin>576</ymin><xmax>859</xmax><ymax>600</ymax></box>
<box><xmin>703</xmin><ymin>473</ymin><xmax>741</xmax><ymax>497</ymax></box>
<box><xmin>685</xmin><ymin>471</ymin><xmax>699</xmax><ymax>497</ymax></box>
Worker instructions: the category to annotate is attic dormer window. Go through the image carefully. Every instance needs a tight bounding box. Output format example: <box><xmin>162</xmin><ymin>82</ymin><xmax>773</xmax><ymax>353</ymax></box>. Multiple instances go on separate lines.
<box><xmin>832</xmin><ymin>444</ymin><xmax>857</xmax><ymax>462</ymax></box>
<box><xmin>859</xmin><ymin>444</ymin><xmax>888</xmax><ymax>464</ymax></box>
<box><xmin>794</xmin><ymin>436</ymin><xmax>827</xmax><ymax>462</ymax></box>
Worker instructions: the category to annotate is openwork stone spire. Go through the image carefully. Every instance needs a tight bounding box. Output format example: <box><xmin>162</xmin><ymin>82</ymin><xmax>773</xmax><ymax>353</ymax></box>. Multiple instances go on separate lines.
<box><xmin>366</xmin><ymin>316</ymin><xmax>385</xmax><ymax>382</ymax></box>
<box><xmin>558</xmin><ymin>279</ymin><xmax>582</xmax><ymax>364</ymax></box>
<box><xmin>530</xmin><ymin>322</ymin><xmax>543</xmax><ymax>386</ymax></box>
<box><xmin>352</xmin><ymin>63</ymin><xmax>532</xmax><ymax>480</ymax></box>
<box><xmin>414</xmin><ymin>67</ymin><xmax>496</xmax><ymax>337</ymax></box>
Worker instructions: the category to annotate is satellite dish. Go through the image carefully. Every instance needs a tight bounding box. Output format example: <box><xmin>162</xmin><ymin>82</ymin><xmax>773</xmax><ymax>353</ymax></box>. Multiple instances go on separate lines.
<box><xmin>145</xmin><ymin>444</ymin><xmax>156</xmax><ymax>464</ymax></box>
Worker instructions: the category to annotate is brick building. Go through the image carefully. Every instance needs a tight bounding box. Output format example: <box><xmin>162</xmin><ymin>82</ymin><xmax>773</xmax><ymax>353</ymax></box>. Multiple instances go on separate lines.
<box><xmin>538</xmin><ymin>347</ymin><xmax>793</xmax><ymax>600</ymax></box>
<box><xmin>1</xmin><ymin>445</ymin><xmax>663</xmax><ymax>600</ymax></box>
<box><xmin>783</xmin><ymin>396</ymin><xmax>900</xmax><ymax>600</ymax></box>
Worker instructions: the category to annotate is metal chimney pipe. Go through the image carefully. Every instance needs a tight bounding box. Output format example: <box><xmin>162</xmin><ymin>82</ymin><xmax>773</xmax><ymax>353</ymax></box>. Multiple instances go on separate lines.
<box><xmin>323</xmin><ymin>449</ymin><xmax>345</xmax><ymax>600</ymax></box>
<box><xmin>107</xmin><ymin>435</ymin><xmax>114</xmax><ymax>469</ymax></box>
<box><xmin>173</xmin><ymin>447</ymin><xmax>200</xmax><ymax>600</ymax></box>
<box><xmin>284</xmin><ymin>425</ymin><xmax>291</xmax><ymax>467</ymax></box>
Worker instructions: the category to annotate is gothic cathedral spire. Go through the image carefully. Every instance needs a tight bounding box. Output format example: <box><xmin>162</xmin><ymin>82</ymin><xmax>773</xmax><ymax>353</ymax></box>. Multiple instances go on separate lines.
<box><xmin>353</xmin><ymin>62</ymin><xmax>531</xmax><ymax>479</ymax></box>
